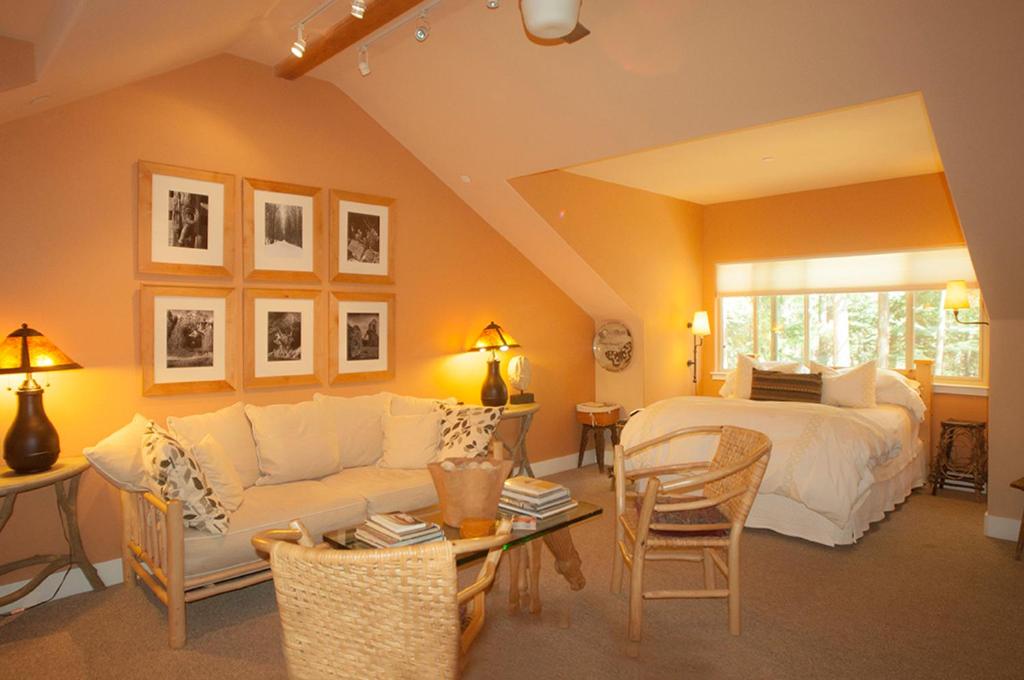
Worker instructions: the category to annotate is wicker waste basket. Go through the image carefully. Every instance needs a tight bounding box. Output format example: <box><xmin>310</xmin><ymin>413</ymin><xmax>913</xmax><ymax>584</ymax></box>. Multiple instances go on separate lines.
<box><xmin>427</xmin><ymin>457</ymin><xmax>513</xmax><ymax>528</ymax></box>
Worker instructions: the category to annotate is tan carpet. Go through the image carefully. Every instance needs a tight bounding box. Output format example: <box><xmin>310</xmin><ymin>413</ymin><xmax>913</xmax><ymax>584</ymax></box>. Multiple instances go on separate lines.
<box><xmin>1</xmin><ymin>466</ymin><xmax>1022</xmax><ymax>680</ymax></box>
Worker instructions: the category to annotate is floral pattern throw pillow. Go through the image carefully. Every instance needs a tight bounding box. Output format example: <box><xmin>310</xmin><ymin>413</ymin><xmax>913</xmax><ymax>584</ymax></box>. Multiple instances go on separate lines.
<box><xmin>141</xmin><ymin>422</ymin><xmax>230</xmax><ymax>535</ymax></box>
<box><xmin>438</xmin><ymin>405</ymin><xmax>504</xmax><ymax>459</ymax></box>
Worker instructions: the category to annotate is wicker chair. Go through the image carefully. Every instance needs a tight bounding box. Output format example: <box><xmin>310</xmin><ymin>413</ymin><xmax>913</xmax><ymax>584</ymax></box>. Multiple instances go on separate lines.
<box><xmin>252</xmin><ymin>519</ymin><xmax>512</xmax><ymax>680</ymax></box>
<box><xmin>611</xmin><ymin>425</ymin><xmax>771</xmax><ymax>655</ymax></box>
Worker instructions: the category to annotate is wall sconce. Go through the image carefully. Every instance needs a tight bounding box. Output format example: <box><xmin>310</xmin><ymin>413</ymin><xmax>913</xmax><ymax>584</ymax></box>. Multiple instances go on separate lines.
<box><xmin>944</xmin><ymin>280</ymin><xmax>989</xmax><ymax>326</ymax></box>
<box><xmin>686</xmin><ymin>311</ymin><xmax>710</xmax><ymax>384</ymax></box>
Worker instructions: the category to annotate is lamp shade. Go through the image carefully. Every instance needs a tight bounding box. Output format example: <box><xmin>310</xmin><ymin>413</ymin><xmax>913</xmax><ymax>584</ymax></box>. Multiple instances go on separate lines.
<box><xmin>471</xmin><ymin>322</ymin><xmax>520</xmax><ymax>353</ymax></box>
<box><xmin>691</xmin><ymin>311</ymin><xmax>711</xmax><ymax>337</ymax></box>
<box><xmin>0</xmin><ymin>324</ymin><xmax>81</xmax><ymax>374</ymax></box>
<box><xmin>943</xmin><ymin>280</ymin><xmax>971</xmax><ymax>311</ymax></box>
<box><xmin>521</xmin><ymin>0</ymin><xmax>581</xmax><ymax>39</ymax></box>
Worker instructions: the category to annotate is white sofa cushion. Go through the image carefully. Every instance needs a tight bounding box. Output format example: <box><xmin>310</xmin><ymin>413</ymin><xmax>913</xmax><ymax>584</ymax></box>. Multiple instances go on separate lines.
<box><xmin>313</xmin><ymin>392</ymin><xmax>391</xmax><ymax>468</ymax></box>
<box><xmin>167</xmin><ymin>403</ymin><xmax>261</xmax><ymax>488</ymax></box>
<box><xmin>245</xmin><ymin>401</ymin><xmax>340</xmax><ymax>485</ymax></box>
<box><xmin>389</xmin><ymin>394</ymin><xmax>458</xmax><ymax>416</ymax></box>
<box><xmin>379</xmin><ymin>412</ymin><xmax>441</xmax><ymax>469</ymax></box>
<box><xmin>192</xmin><ymin>434</ymin><xmax>245</xmax><ymax>512</ymax></box>
<box><xmin>183</xmin><ymin>481</ymin><xmax>366</xmax><ymax>577</ymax></box>
<box><xmin>320</xmin><ymin>468</ymin><xmax>438</xmax><ymax>515</ymax></box>
<box><xmin>83</xmin><ymin>413</ymin><xmax>150</xmax><ymax>491</ymax></box>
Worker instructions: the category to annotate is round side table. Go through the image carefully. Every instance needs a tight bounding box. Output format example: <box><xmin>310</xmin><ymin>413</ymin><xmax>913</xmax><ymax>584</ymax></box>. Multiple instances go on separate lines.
<box><xmin>0</xmin><ymin>455</ymin><xmax>106</xmax><ymax>607</ymax></box>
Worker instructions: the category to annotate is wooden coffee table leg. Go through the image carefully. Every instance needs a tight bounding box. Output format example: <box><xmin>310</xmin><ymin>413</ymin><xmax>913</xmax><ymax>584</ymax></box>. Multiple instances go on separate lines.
<box><xmin>543</xmin><ymin>529</ymin><xmax>585</xmax><ymax>591</ymax></box>
<box><xmin>529</xmin><ymin>540</ymin><xmax>542</xmax><ymax>615</ymax></box>
<box><xmin>507</xmin><ymin>546</ymin><xmax>521</xmax><ymax>613</ymax></box>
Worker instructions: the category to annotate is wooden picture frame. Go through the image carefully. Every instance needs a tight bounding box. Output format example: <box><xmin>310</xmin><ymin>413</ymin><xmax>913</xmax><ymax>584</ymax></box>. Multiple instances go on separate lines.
<box><xmin>140</xmin><ymin>285</ymin><xmax>238</xmax><ymax>396</ymax></box>
<box><xmin>138</xmin><ymin>161</ymin><xmax>235</xmax><ymax>277</ymax></box>
<box><xmin>330</xmin><ymin>291</ymin><xmax>395</xmax><ymax>384</ymax></box>
<box><xmin>329</xmin><ymin>190</ymin><xmax>395</xmax><ymax>284</ymax></box>
<box><xmin>243</xmin><ymin>178</ymin><xmax>323</xmax><ymax>282</ymax></box>
<box><xmin>244</xmin><ymin>288</ymin><xmax>323</xmax><ymax>389</ymax></box>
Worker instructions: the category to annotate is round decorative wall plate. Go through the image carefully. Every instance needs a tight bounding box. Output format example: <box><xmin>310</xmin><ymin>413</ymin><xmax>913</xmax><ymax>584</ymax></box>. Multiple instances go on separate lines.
<box><xmin>593</xmin><ymin>321</ymin><xmax>633</xmax><ymax>372</ymax></box>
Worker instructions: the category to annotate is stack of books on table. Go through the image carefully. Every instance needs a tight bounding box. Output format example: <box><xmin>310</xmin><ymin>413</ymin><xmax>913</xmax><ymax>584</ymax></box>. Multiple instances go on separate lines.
<box><xmin>499</xmin><ymin>476</ymin><xmax>578</xmax><ymax>519</ymax></box>
<box><xmin>354</xmin><ymin>512</ymin><xmax>444</xmax><ymax>548</ymax></box>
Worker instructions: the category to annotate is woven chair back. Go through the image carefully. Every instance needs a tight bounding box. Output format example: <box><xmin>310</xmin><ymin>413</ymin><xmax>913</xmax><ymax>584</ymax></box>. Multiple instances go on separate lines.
<box><xmin>705</xmin><ymin>426</ymin><xmax>771</xmax><ymax>525</ymax></box>
<box><xmin>268</xmin><ymin>540</ymin><xmax>461</xmax><ymax>680</ymax></box>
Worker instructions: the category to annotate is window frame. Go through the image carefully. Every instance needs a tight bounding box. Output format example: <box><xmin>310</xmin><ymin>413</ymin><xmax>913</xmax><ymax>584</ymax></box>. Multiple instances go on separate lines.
<box><xmin>716</xmin><ymin>285</ymin><xmax>988</xmax><ymax>385</ymax></box>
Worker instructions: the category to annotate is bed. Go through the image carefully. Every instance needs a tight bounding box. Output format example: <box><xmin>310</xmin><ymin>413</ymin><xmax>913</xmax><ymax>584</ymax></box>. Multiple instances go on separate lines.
<box><xmin>619</xmin><ymin>359</ymin><xmax>933</xmax><ymax>546</ymax></box>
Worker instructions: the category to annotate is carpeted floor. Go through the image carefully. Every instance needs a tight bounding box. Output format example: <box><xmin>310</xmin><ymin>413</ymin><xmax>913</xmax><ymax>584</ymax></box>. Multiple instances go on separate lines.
<box><xmin>1</xmin><ymin>466</ymin><xmax>1022</xmax><ymax>680</ymax></box>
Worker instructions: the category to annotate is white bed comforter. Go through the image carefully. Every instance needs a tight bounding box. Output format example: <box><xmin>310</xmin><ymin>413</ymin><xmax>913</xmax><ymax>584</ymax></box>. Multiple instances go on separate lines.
<box><xmin>621</xmin><ymin>397</ymin><xmax>916</xmax><ymax>528</ymax></box>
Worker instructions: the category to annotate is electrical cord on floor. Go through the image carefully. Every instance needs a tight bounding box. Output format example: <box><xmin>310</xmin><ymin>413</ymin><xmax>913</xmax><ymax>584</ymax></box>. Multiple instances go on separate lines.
<box><xmin>0</xmin><ymin>490</ymin><xmax>75</xmax><ymax>623</ymax></box>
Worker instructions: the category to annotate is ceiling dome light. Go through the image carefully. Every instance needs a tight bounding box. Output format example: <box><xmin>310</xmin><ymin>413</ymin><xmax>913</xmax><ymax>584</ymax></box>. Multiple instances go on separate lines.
<box><xmin>521</xmin><ymin>0</ymin><xmax>580</xmax><ymax>39</ymax></box>
<box><xmin>290</xmin><ymin>25</ymin><xmax>306</xmax><ymax>58</ymax></box>
<box><xmin>351</xmin><ymin>0</ymin><xmax>366</xmax><ymax>19</ymax></box>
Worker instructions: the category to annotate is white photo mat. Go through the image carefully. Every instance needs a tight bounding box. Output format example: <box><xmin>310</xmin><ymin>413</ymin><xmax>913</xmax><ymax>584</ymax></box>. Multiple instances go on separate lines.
<box><xmin>150</xmin><ymin>173</ymin><xmax>225</xmax><ymax>266</ymax></box>
<box><xmin>253</xmin><ymin>297</ymin><xmax>315</xmax><ymax>378</ymax></box>
<box><xmin>338</xmin><ymin>199</ymin><xmax>389</xmax><ymax>277</ymax></box>
<box><xmin>337</xmin><ymin>298</ymin><xmax>389</xmax><ymax>374</ymax></box>
<box><xmin>153</xmin><ymin>295</ymin><xmax>227</xmax><ymax>384</ymax></box>
<box><xmin>253</xmin><ymin>189</ymin><xmax>315</xmax><ymax>273</ymax></box>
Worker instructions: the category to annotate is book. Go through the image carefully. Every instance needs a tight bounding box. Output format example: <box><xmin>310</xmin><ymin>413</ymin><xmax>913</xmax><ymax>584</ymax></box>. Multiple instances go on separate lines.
<box><xmin>499</xmin><ymin>499</ymin><xmax>578</xmax><ymax>519</ymax></box>
<box><xmin>360</xmin><ymin>521</ymin><xmax>443</xmax><ymax>543</ymax></box>
<box><xmin>355</xmin><ymin>528</ymin><xmax>444</xmax><ymax>549</ymax></box>
<box><xmin>369</xmin><ymin>512</ymin><xmax>428</xmax><ymax>535</ymax></box>
<box><xmin>499</xmin><ymin>491</ymin><xmax>571</xmax><ymax>511</ymax></box>
<box><xmin>503</xmin><ymin>476</ymin><xmax>568</xmax><ymax>499</ymax></box>
<box><xmin>510</xmin><ymin>514</ymin><xmax>537</xmax><ymax>531</ymax></box>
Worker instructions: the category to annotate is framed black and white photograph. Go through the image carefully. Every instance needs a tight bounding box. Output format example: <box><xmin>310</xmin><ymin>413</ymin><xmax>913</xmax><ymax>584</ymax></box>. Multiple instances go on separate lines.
<box><xmin>138</xmin><ymin>161</ymin><xmax>235</xmax><ymax>277</ymax></box>
<box><xmin>244</xmin><ymin>289</ymin><xmax>322</xmax><ymax>388</ymax></box>
<box><xmin>330</xmin><ymin>291</ymin><xmax>394</xmax><ymax>383</ymax></box>
<box><xmin>330</xmin><ymin>190</ymin><xmax>394</xmax><ymax>284</ymax></box>
<box><xmin>243</xmin><ymin>178</ymin><xmax>323</xmax><ymax>282</ymax></box>
<box><xmin>141</xmin><ymin>285</ymin><xmax>237</xmax><ymax>395</ymax></box>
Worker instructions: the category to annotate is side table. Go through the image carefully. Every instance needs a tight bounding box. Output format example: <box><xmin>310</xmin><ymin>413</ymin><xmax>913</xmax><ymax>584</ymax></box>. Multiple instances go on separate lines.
<box><xmin>931</xmin><ymin>419</ymin><xmax>988</xmax><ymax>499</ymax></box>
<box><xmin>0</xmin><ymin>455</ymin><xmax>106</xmax><ymax>607</ymax></box>
<box><xmin>494</xmin><ymin>403</ymin><xmax>540</xmax><ymax>478</ymax></box>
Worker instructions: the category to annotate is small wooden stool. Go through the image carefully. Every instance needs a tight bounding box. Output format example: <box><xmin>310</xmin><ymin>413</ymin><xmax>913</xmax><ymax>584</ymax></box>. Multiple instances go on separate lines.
<box><xmin>576</xmin><ymin>406</ymin><xmax>622</xmax><ymax>474</ymax></box>
<box><xmin>1012</xmin><ymin>477</ymin><xmax>1024</xmax><ymax>560</ymax></box>
<box><xmin>931</xmin><ymin>419</ymin><xmax>988</xmax><ymax>499</ymax></box>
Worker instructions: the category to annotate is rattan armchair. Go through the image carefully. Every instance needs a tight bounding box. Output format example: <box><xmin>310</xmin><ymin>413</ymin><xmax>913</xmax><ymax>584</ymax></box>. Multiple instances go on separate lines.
<box><xmin>611</xmin><ymin>425</ymin><xmax>771</xmax><ymax>655</ymax></box>
<box><xmin>252</xmin><ymin>519</ymin><xmax>512</xmax><ymax>680</ymax></box>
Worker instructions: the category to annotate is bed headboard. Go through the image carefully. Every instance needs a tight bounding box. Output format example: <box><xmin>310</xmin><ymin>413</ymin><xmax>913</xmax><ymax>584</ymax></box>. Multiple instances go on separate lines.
<box><xmin>896</xmin><ymin>359</ymin><xmax>934</xmax><ymax>460</ymax></box>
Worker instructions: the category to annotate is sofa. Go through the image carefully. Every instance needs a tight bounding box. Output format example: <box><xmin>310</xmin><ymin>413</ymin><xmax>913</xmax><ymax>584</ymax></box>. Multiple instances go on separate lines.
<box><xmin>85</xmin><ymin>392</ymin><xmax>498</xmax><ymax>648</ymax></box>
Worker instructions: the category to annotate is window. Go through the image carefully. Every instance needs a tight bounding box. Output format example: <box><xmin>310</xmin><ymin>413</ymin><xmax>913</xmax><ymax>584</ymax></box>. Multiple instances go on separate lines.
<box><xmin>718</xmin><ymin>288</ymin><xmax>984</xmax><ymax>380</ymax></box>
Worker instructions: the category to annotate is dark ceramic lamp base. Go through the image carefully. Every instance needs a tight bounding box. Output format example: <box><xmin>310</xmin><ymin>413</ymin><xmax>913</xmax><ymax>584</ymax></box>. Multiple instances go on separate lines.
<box><xmin>480</xmin><ymin>358</ymin><xmax>509</xmax><ymax>407</ymax></box>
<box><xmin>4</xmin><ymin>385</ymin><xmax>61</xmax><ymax>474</ymax></box>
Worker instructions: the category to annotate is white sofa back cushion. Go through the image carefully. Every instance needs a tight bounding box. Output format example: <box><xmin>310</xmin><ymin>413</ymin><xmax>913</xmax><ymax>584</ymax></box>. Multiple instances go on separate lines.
<box><xmin>192</xmin><ymin>434</ymin><xmax>245</xmax><ymax>512</ymax></box>
<box><xmin>313</xmin><ymin>392</ymin><xmax>391</xmax><ymax>468</ymax></box>
<box><xmin>389</xmin><ymin>394</ymin><xmax>458</xmax><ymax>416</ymax></box>
<box><xmin>82</xmin><ymin>413</ymin><xmax>151</xmax><ymax>491</ymax></box>
<box><xmin>245</xmin><ymin>401</ymin><xmax>340</xmax><ymax>485</ymax></box>
<box><xmin>379</xmin><ymin>412</ymin><xmax>442</xmax><ymax>469</ymax></box>
<box><xmin>167</xmin><ymin>402</ymin><xmax>261</xmax><ymax>488</ymax></box>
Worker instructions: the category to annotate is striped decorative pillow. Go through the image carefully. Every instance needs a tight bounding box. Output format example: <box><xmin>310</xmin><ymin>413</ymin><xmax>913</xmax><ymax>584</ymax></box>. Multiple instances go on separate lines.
<box><xmin>750</xmin><ymin>368</ymin><xmax>822</xmax><ymax>404</ymax></box>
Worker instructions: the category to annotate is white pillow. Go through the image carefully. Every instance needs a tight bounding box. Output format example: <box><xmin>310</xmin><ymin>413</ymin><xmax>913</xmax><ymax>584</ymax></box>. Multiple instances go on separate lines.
<box><xmin>378</xmin><ymin>413</ymin><xmax>442</xmax><ymax>469</ymax></box>
<box><xmin>192</xmin><ymin>434</ymin><xmax>245</xmax><ymax>512</ymax></box>
<box><xmin>875</xmin><ymin>369</ymin><xmax>926</xmax><ymax>421</ymax></box>
<box><xmin>245</xmin><ymin>401</ymin><xmax>340</xmax><ymax>485</ymax></box>
<box><xmin>82</xmin><ymin>414</ymin><xmax>151</xmax><ymax>491</ymax></box>
<box><xmin>314</xmin><ymin>392</ymin><xmax>391</xmax><ymax>468</ymax></box>
<box><xmin>813</xmin><ymin>360</ymin><xmax>878</xmax><ymax>409</ymax></box>
<box><xmin>167</xmin><ymin>403</ymin><xmax>261</xmax><ymax>488</ymax></box>
<box><xmin>438</xmin><ymin>404</ymin><xmax>504</xmax><ymax>459</ymax></box>
<box><xmin>728</xmin><ymin>355</ymin><xmax>805</xmax><ymax>399</ymax></box>
<box><xmin>389</xmin><ymin>394</ymin><xmax>458</xmax><ymax>416</ymax></box>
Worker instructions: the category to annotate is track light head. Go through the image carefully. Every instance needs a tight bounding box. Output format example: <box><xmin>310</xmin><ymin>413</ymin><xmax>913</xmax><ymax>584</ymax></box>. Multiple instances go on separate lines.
<box><xmin>290</xmin><ymin>25</ymin><xmax>306</xmax><ymax>58</ymax></box>
<box><xmin>357</xmin><ymin>46</ymin><xmax>370</xmax><ymax>76</ymax></box>
<box><xmin>351</xmin><ymin>0</ymin><xmax>366</xmax><ymax>19</ymax></box>
<box><xmin>414</xmin><ymin>16</ymin><xmax>430</xmax><ymax>42</ymax></box>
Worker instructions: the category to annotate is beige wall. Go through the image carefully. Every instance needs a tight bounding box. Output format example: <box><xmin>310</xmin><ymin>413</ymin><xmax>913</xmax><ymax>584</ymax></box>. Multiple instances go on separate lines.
<box><xmin>0</xmin><ymin>55</ymin><xmax>594</xmax><ymax>582</ymax></box>
<box><xmin>511</xmin><ymin>171</ymin><xmax>703</xmax><ymax>411</ymax></box>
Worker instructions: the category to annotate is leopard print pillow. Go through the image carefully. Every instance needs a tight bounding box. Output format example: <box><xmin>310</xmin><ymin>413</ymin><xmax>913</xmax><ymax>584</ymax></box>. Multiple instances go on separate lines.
<box><xmin>141</xmin><ymin>422</ymin><xmax>230</xmax><ymax>535</ymax></box>
<box><xmin>438</xmin><ymin>405</ymin><xmax>504</xmax><ymax>459</ymax></box>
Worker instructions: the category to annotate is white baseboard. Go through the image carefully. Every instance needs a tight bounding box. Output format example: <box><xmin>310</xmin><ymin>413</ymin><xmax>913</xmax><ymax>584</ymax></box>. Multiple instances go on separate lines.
<box><xmin>1</xmin><ymin>449</ymin><xmax>602</xmax><ymax>613</ymax></box>
<box><xmin>984</xmin><ymin>513</ymin><xmax>1021</xmax><ymax>542</ymax></box>
<box><xmin>0</xmin><ymin>557</ymin><xmax>123</xmax><ymax>615</ymax></box>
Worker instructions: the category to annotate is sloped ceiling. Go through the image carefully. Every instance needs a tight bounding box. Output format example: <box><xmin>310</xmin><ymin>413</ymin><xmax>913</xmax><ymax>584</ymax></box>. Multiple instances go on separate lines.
<box><xmin>2</xmin><ymin>0</ymin><xmax>1023</xmax><ymax>322</ymax></box>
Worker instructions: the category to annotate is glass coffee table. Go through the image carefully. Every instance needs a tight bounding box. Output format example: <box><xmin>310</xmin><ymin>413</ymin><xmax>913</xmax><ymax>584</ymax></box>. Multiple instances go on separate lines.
<box><xmin>324</xmin><ymin>500</ymin><xmax>602</xmax><ymax>622</ymax></box>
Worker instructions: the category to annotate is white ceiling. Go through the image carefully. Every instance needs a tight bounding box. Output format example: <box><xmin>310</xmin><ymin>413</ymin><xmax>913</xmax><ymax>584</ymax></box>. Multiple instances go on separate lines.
<box><xmin>563</xmin><ymin>93</ymin><xmax>944</xmax><ymax>205</ymax></box>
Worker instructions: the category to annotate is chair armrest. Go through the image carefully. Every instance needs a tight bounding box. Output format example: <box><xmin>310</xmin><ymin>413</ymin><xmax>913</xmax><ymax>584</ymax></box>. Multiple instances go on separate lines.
<box><xmin>456</xmin><ymin>519</ymin><xmax>513</xmax><ymax>605</ymax></box>
<box><xmin>251</xmin><ymin>521</ymin><xmax>315</xmax><ymax>554</ymax></box>
<box><xmin>625</xmin><ymin>461</ymin><xmax>712</xmax><ymax>481</ymax></box>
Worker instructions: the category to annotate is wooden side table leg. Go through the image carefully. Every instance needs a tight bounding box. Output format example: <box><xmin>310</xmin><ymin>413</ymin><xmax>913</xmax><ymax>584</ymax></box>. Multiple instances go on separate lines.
<box><xmin>0</xmin><ymin>493</ymin><xmax>16</xmax><ymax>533</ymax></box>
<box><xmin>519</xmin><ymin>413</ymin><xmax>535</xmax><ymax>478</ymax></box>
<box><xmin>528</xmin><ymin>540</ymin><xmax>542</xmax><ymax>615</ymax></box>
<box><xmin>55</xmin><ymin>476</ymin><xmax>105</xmax><ymax>592</ymax></box>
<box><xmin>595</xmin><ymin>427</ymin><xmax>606</xmax><ymax>474</ymax></box>
<box><xmin>577</xmin><ymin>424</ymin><xmax>590</xmax><ymax>468</ymax></box>
<box><xmin>1016</xmin><ymin>512</ymin><xmax>1024</xmax><ymax>561</ymax></box>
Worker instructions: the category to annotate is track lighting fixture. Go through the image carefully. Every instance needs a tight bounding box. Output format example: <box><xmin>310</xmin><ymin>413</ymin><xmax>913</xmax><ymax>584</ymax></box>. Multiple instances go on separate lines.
<box><xmin>414</xmin><ymin>14</ymin><xmax>430</xmax><ymax>42</ymax></box>
<box><xmin>351</xmin><ymin>0</ymin><xmax>366</xmax><ymax>19</ymax></box>
<box><xmin>290</xmin><ymin>25</ymin><xmax>307</xmax><ymax>58</ymax></box>
<box><xmin>357</xmin><ymin>46</ymin><xmax>370</xmax><ymax>76</ymax></box>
